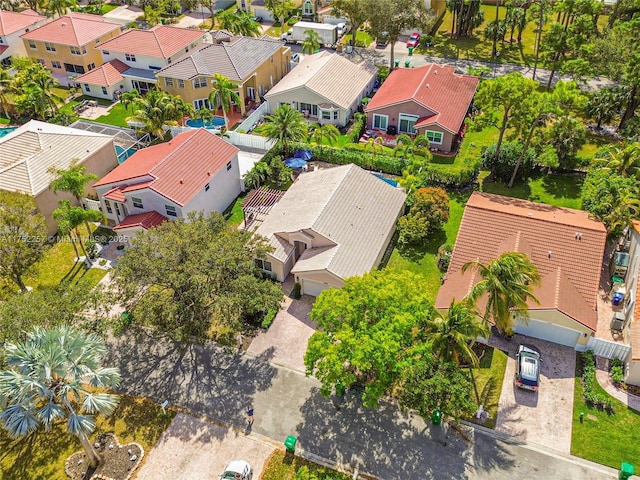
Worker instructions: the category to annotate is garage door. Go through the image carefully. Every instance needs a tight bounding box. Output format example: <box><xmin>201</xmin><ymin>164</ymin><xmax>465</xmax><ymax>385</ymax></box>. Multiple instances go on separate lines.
<box><xmin>514</xmin><ymin>319</ymin><xmax>581</xmax><ymax>348</ymax></box>
<box><xmin>302</xmin><ymin>279</ymin><xmax>332</xmax><ymax>297</ymax></box>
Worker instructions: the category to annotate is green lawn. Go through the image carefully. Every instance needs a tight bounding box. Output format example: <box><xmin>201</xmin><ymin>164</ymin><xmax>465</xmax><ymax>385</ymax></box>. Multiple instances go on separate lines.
<box><xmin>224</xmin><ymin>193</ymin><xmax>247</xmax><ymax>227</ymax></box>
<box><xmin>95</xmin><ymin>102</ymin><xmax>130</xmax><ymax>127</ymax></box>
<box><xmin>571</xmin><ymin>358</ymin><xmax>640</xmax><ymax>469</ymax></box>
<box><xmin>468</xmin><ymin>346</ymin><xmax>508</xmax><ymax>429</ymax></box>
<box><xmin>261</xmin><ymin>450</ymin><xmax>354</xmax><ymax>480</ymax></box>
<box><xmin>385</xmin><ymin>192</ymin><xmax>468</xmax><ymax>301</ymax></box>
<box><xmin>0</xmin><ymin>395</ymin><xmax>175</xmax><ymax>480</ymax></box>
<box><xmin>340</xmin><ymin>29</ymin><xmax>374</xmax><ymax>47</ymax></box>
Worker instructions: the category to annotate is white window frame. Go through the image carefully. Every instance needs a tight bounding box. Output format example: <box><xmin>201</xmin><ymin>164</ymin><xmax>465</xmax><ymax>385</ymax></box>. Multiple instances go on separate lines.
<box><xmin>165</xmin><ymin>77</ymin><xmax>174</xmax><ymax>87</ymax></box>
<box><xmin>303</xmin><ymin>0</ymin><xmax>313</xmax><ymax>15</ymax></box>
<box><xmin>44</xmin><ymin>42</ymin><xmax>55</xmax><ymax>52</ymax></box>
<box><xmin>178</xmin><ymin>79</ymin><xmax>185</xmax><ymax>88</ymax></box>
<box><xmin>425</xmin><ymin>130</ymin><xmax>443</xmax><ymax>145</ymax></box>
<box><xmin>398</xmin><ymin>113</ymin><xmax>419</xmax><ymax>134</ymax></box>
<box><xmin>193</xmin><ymin>77</ymin><xmax>208</xmax><ymax>89</ymax></box>
<box><xmin>28</xmin><ymin>40</ymin><xmax>36</xmax><ymax>49</ymax></box>
<box><xmin>125</xmin><ymin>53</ymin><xmax>136</xmax><ymax>62</ymax></box>
<box><xmin>131</xmin><ymin>196</ymin><xmax>143</xmax><ymax>209</ymax></box>
<box><xmin>70</xmin><ymin>46</ymin><xmax>81</xmax><ymax>55</ymax></box>
<box><xmin>165</xmin><ymin>205</ymin><xmax>177</xmax><ymax>217</ymax></box>
<box><xmin>372</xmin><ymin>114</ymin><xmax>388</xmax><ymax>130</ymax></box>
<box><xmin>51</xmin><ymin>60</ymin><xmax>61</xmax><ymax>69</ymax></box>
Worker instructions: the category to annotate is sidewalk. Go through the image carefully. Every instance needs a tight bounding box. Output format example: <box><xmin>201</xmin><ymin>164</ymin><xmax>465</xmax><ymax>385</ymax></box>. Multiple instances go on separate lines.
<box><xmin>106</xmin><ymin>330</ymin><xmax>621</xmax><ymax>479</ymax></box>
<box><xmin>596</xmin><ymin>357</ymin><xmax>640</xmax><ymax>412</ymax></box>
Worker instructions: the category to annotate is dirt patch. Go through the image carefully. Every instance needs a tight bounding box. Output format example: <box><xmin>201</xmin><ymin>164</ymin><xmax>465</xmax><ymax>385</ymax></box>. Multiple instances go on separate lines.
<box><xmin>65</xmin><ymin>433</ymin><xmax>144</xmax><ymax>480</ymax></box>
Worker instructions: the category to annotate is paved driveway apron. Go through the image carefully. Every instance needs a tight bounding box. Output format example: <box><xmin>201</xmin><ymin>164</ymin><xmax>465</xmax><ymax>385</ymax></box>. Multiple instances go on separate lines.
<box><xmin>493</xmin><ymin>336</ymin><xmax>576</xmax><ymax>453</ymax></box>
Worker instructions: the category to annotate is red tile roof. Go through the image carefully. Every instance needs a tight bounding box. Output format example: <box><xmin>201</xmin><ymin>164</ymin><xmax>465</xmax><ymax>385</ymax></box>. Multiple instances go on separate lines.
<box><xmin>435</xmin><ymin>192</ymin><xmax>608</xmax><ymax>330</ymax></box>
<box><xmin>0</xmin><ymin>45</ymin><xmax>7</xmax><ymax>55</ymax></box>
<box><xmin>75</xmin><ymin>59</ymin><xmax>129</xmax><ymax>86</ymax></box>
<box><xmin>21</xmin><ymin>13</ymin><xmax>121</xmax><ymax>46</ymax></box>
<box><xmin>113</xmin><ymin>211</ymin><xmax>168</xmax><ymax>231</ymax></box>
<box><xmin>97</xmin><ymin>25</ymin><xmax>205</xmax><ymax>59</ymax></box>
<box><xmin>0</xmin><ymin>9</ymin><xmax>45</xmax><ymax>36</ymax></box>
<box><xmin>365</xmin><ymin>64</ymin><xmax>479</xmax><ymax>134</ymax></box>
<box><xmin>104</xmin><ymin>186</ymin><xmax>125</xmax><ymax>202</ymax></box>
<box><xmin>95</xmin><ymin>129</ymin><xmax>239</xmax><ymax>206</ymax></box>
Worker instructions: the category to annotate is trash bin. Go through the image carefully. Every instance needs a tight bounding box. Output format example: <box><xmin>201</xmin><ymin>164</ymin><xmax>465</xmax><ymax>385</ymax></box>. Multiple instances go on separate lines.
<box><xmin>408</xmin><ymin>46</ymin><xmax>414</xmax><ymax>56</ymax></box>
<box><xmin>619</xmin><ymin>462</ymin><xmax>634</xmax><ymax>480</ymax></box>
<box><xmin>284</xmin><ymin>435</ymin><xmax>297</xmax><ymax>453</ymax></box>
<box><xmin>431</xmin><ymin>409</ymin><xmax>443</xmax><ymax>426</ymax></box>
<box><xmin>394</xmin><ymin>59</ymin><xmax>400</xmax><ymax>67</ymax></box>
<box><xmin>404</xmin><ymin>60</ymin><xmax>411</xmax><ymax>68</ymax></box>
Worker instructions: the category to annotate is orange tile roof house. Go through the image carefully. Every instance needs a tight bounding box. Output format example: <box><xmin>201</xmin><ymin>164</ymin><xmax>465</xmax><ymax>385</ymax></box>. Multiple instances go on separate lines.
<box><xmin>93</xmin><ymin>128</ymin><xmax>241</xmax><ymax>240</ymax></box>
<box><xmin>75</xmin><ymin>25</ymin><xmax>207</xmax><ymax>100</ymax></box>
<box><xmin>365</xmin><ymin>64</ymin><xmax>479</xmax><ymax>153</ymax></box>
<box><xmin>435</xmin><ymin>192</ymin><xmax>607</xmax><ymax>349</ymax></box>
<box><xmin>0</xmin><ymin>9</ymin><xmax>47</xmax><ymax>66</ymax></box>
<box><xmin>21</xmin><ymin>13</ymin><xmax>122</xmax><ymax>83</ymax></box>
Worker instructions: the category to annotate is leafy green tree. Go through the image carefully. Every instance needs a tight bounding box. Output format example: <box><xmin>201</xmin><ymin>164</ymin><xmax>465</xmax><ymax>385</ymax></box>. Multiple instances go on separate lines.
<box><xmin>0</xmin><ymin>192</ymin><xmax>47</xmax><ymax>292</ymax></box>
<box><xmin>426</xmin><ymin>300</ymin><xmax>490</xmax><ymax>366</ymax></box>
<box><xmin>119</xmin><ymin>89</ymin><xmax>139</xmax><ymax>112</ymax></box>
<box><xmin>13</xmin><ymin>61</ymin><xmax>63</xmax><ymax>120</ymax></box>
<box><xmin>446</xmin><ymin>0</ymin><xmax>483</xmax><ymax>38</ymax></box>
<box><xmin>258</xmin><ymin>104</ymin><xmax>308</xmax><ymax>156</ymax></box>
<box><xmin>543</xmin><ymin>115</ymin><xmax>586</xmax><ymax>169</ymax></box>
<box><xmin>482</xmin><ymin>141</ymin><xmax>537</xmax><ymax>184</ymax></box>
<box><xmin>302</xmin><ymin>29</ymin><xmax>321</xmax><ymax>54</ymax></box>
<box><xmin>244</xmin><ymin>161</ymin><xmax>272</xmax><ymax>189</ymax></box>
<box><xmin>49</xmin><ymin>161</ymin><xmax>99</xmax><ymax>235</ymax></box>
<box><xmin>113</xmin><ymin>212</ymin><xmax>283</xmax><ymax>340</ymax></box>
<box><xmin>0</xmin><ymin>325</ymin><xmax>120</xmax><ymax>468</ymax></box>
<box><xmin>45</xmin><ymin>0</ymin><xmax>78</xmax><ymax>16</ymax></box>
<box><xmin>399</xmin><ymin>358</ymin><xmax>477</xmax><ymax>422</ymax></box>
<box><xmin>484</xmin><ymin>19</ymin><xmax>506</xmax><ymax>57</ymax></box>
<box><xmin>393</xmin><ymin>133</ymin><xmax>430</xmax><ymax>160</ymax></box>
<box><xmin>462</xmin><ymin>252</ymin><xmax>540</xmax><ymax>335</ymax></box>
<box><xmin>397</xmin><ymin>187</ymin><xmax>449</xmax><ymax>244</ymax></box>
<box><xmin>304</xmin><ymin>270</ymin><xmax>433</xmax><ymax>408</ymax></box>
<box><xmin>208</xmin><ymin>74</ymin><xmax>240</xmax><ymax>131</ymax></box>
<box><xmin>265</xmin><ymin>0</ymin><xmax>295</xmax><ymax>31</ymax></box>
<box><xmin>331</xmin><ymin>0</ymin><xmax>368</xmax><ymax>47</ymax></box>
<box><xmin>366</xmin><ymin>0</ymin><xmax>435</xmax><ymax>70</ymax></box>
<box><xmin>216</xmin><ymin>8</ymin><xmax>261</xmax><ymax>36</ymax></box>
<box><xmin>308</xmin><ymin>123</ymin><xmax>340</xmax><ymax>152</ymax></box>
<box><xmin>267</xmin><ymin>155</ymin><xmax>292</xmax><ymax>186</ymax></box>
<box><xmin>472</xmin><ymin>73</ymin><xmax>538</xmax><ymax>178</ymax></box>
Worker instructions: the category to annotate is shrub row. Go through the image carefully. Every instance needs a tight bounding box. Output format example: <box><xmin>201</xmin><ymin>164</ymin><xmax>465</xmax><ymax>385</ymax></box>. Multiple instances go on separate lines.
<box><xmin>580</xmin><ymin>351</ymin><xmax>614</xmax><ymax>413</ymax></box>
<box><xmin>610</xmin><ymin>357</ymin><xmax>625</xmax><ymax>385</ymax></box>
<box><xmin>344</xmin><ymin>112</ymin><xmax>367</xmax><ymax>144</ymax></box>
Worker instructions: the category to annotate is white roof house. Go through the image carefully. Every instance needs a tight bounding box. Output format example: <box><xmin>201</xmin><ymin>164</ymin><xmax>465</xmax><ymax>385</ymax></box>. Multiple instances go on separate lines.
<box><xmin>0</xmin><ymin>120</ymin><xmax>118</xmax><ymax>234</ymax></box>
<box><xmin>252</xmin><ymin>164</ymin><xmax>406</xmax><ymax>296</ymax></box>
<box><xmin>264</xmin><ymin>51</ymin><xmax>377</xmax><ymax>127</ymax></box>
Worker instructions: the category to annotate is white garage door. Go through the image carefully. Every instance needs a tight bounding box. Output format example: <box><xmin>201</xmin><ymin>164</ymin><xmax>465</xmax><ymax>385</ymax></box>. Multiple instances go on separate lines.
<box><xmin>514</xmin><ymin>318</ymin><xmax>581</xmax><ymax>348</ymax></box>
<box><xmin>302</xmin><ymin>279</ymin><xmax>332</xmax><ymax>297</ymax></box>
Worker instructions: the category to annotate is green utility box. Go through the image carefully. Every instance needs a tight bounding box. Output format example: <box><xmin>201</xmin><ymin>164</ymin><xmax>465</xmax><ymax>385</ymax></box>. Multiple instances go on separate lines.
<box><xmin>431</xmin><ymin>409</ymin><xmax>443</xmax><ymax>426</ymax></box>
<box><xmin>284</xmin><ymin>435</ymin><xmax>297</xmax><ymax>454</ymax></box>
<box><xmin>394</xmin><ymin>59</ymin><xmax>400</xmax><ymax>67</ymax></box>
<box><xmin>619</xmin><ymin>462</ymin><xmax>634</xmax><ymax>480</ymax></box>
<box><xmin>404</xmin><ymin>60</ymin><xmax>411</xmax><ymax>68</ymax></box>
<box><xmin>408</xmin><ymin>46</ymin><xmax>414</xmax><ymax>56</ymax></box>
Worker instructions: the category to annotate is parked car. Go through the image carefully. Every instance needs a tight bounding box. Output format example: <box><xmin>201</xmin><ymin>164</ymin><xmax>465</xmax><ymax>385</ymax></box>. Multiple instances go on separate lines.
<box><xmin>514</xmin><ymin>344</ymin><xmax>541</xmax><ymax>391</ymax></box>
<box><xmin>252</xmin><ymin>16</ymin><xmax>263</xmax><ymax>23</ymax></box>
<box><xmin>406</xmin><ymin>32</ymin><xmax>421</xmax><ymax>48</ymax></box>
<box><xmin>221</xmin><ymin>460</ymin><xmax>252</xmax><ymax>480</ymax></box>
<box><xmin>376</xmin><ymin>31</ymin><xmax>389</xmax><ymax>47</ymax></box>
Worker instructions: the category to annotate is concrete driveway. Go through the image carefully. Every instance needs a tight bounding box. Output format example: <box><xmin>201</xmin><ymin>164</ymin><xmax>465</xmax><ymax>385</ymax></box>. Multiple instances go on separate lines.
<box><xmin>103</xmin><ymin>5</ymin><xmax>143</xmax><ymax>25</ymax></box>
<box><xmin>136</xmin><ymin>413</ymin><xmax>275</xmax><ymax>480</ymax></box>
<box><xmin>246</xmin><ymin>294</ymin><xmax>316</xmax><ymax>372</ymax></box>
<box><xmin>493</xmin><ymin>335</ymin><xmax>576</xmax><ymax>454</ymax></box>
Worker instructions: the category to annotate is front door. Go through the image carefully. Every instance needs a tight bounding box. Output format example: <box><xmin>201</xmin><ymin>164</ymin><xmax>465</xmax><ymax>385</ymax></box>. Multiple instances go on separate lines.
<box><xmin>247</xmin><ymin>86</ymin><xmax>255</xmax><ymax>101</ymax></box>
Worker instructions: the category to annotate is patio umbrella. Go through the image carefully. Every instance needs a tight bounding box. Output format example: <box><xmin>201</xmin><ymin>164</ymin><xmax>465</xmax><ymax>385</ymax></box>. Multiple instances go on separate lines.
<box><xmin>284</xmin><ymin>157</ymin><xmax>308</xmax><ymax>168</ymax></box>
<box><xmin>293</xmin><ymin>149</ymin><xmax>313</xmax><ymax>160</ymax></box>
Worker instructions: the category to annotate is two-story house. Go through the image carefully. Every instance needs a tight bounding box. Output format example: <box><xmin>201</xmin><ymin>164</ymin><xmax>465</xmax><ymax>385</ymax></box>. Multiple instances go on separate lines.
<box><xmin>75</xmin><ymin>25</ymin><xmax>207</xmax><ymax>100</ymax></box>
<box><xmin>0</xmin><ymin>9</ymin><xmax>47</xmax><ymax>67</ymax></box>
<box><xmin>21</xmin><ymin>13</ymin><xmax>122</xmax><ymax>84</ymax></box>
<box><xmin>157</xmin><ymin>35</ymin><xmax>290</xmax><ymax>114</ymax></box>
<box><xmin>93</xmin><ymin>128</ymin><xmax>241</xmax><ymax>240</ymax></box>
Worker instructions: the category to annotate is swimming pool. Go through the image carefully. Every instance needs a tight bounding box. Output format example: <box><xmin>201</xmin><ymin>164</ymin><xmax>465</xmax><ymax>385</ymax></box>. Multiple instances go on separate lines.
<box><xmin>0</xmin><ymin>126</ymin><xmax>18</xmax><ymax>138</ymax></box>
<box><xmin>373</xmin><ymin>172</ymin><xmax>398</xmax><ymax>188</ymax></box>
<box><xmin>186</xmin><ymin>117</ymin><xmax>225</xmax><ymax>129</ymax></box>
<box><xmin>116</xmin><ymin>145</ymin><xmax>137</xmax><ymax>163</ymax></box>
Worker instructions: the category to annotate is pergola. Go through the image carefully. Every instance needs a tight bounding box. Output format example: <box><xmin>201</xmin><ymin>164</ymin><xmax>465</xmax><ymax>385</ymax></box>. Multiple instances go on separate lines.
<box><xmin>241</xmin><ymin>188</ymin><xmax>285</xmax><ymax>229</ymax></box>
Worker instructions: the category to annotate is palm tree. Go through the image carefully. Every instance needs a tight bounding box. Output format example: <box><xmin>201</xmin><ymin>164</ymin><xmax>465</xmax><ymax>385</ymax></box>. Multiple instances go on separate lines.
<box><xmin>364</xmin><ymin>136</ymin><xmax>384</xmax><ymax>168</ymax></box>
<box><xmin>53</xmin><ymin>200</ymin><xmax>104</xmax><ymax>262</ymax></box>
<box><xmin>119</xmin><ymin>89</ymin><xmax>140</xmax><ymax>112</ymax></box>
<box><xmin>585</xmin><ymin>89</ymin><xmax>618</xmax><ymax>130</ymax></box>
<box><xmin>301</xmin><ymin>29</ymin><xmax>321</xmax><ymax>55</ymax></box>
<box><xmin>127</xmin><ymin>90</ymin><xmax>185</xmax><ymax>139</ymax></box>
<box><xmin>308</xmin><ymin>123</ymin><xmax>340</xmax><ymax>152</ymax></box>
<box><xmin>17</xmin><ymin>68</ymin><xmax>63</xmax><ymax>120</ymax></box>
<box><xmin>393</xmin><ymin>134</ymin><xmax>430</xmax><ymax>160</ymax></box>
<box><xmin>244</xmin><ymin>161</ymin><xmax>271</xmax><ymax>189</ymax></box>
<box><xmin>46</xmin><ymin>0</ymin><xmax>78</xmax><ymax>16</ymax></box>
<box><xmin>258</xmin><ymin>104</ymin><xmax>308</xmax><ymax>156</ymax></box>
<box><xmin>0</xmin><ymin>65</ymin><xmax>13</xmax><ymax>120</ymax></box>
<box><xmin>0</xmin><ymin>325</ymin><xmax>120</xmax><ymax>469</ymax></box>
<box><xmin>426</xmin><ymin>300</ymin><xmax>490</xmax><ymax>366</ymax></box>
<box><xmin>602</xmin><ymin>189</ymin><xmax>640</xmax><ymax>237</ymax></box>
<box><xmin>208</xmin><ymin>74</ymin><xmax>240</xmax><ymax>131</ymax></box>
<box><xmin>462</xmin><ymin>252</ymin><xmax>540</xmax><ymax>335</ymax></box>
<box><xmin>601</xmin><ymin>143</ymin><xmax>640</xmax><ymax>178</ymax></box>
<box><xmin>49</xmin><ymin>161</ymin><xmax>99</xmax><ymax>235</ymax></box>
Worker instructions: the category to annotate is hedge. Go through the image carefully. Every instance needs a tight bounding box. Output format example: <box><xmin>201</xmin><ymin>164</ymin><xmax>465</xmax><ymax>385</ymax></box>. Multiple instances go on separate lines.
<box><xmin>580</xmin><ymin>351</ymin><xmax>614</xmax><ymax>413</ymax></box>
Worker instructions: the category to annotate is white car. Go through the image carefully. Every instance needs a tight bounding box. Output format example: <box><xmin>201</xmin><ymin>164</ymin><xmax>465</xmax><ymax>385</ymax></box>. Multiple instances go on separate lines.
<box><xmin>221</xmin><ymin>460</ymin><xmax>253</xmax><ymax>480</ymax></box>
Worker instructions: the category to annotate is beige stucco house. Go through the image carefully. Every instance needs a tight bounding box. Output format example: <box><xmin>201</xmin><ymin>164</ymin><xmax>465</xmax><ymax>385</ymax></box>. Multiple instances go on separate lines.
<box><xmin>0</xmin><ymin>120</ymin><xmax>118</xmax><ymax>235</ymax></box>
<box><xmin>264</xmin><ymin>51</ymin><xmax>377</xmax><ymax>128</ymax></box>
<box><xmin>157</xmin><ymin>35</ymin><xmax>290</xmax><ymax>115</ymax></box>
<box><xmin>436</xmin><ymin>192</ymin><xmax>608</xmax><ymax>350</ymax></box>
<box><xmin>246</xmin><ymin>164</ymin><xmax>406</xmax><ymax>296</ymax></box>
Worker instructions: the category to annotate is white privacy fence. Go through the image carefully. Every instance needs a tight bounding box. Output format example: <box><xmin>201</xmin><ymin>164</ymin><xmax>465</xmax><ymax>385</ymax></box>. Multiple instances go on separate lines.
<box><xmin>168</xmin><ymin>126</ymin><xmax>275</xmax><ymax>152</ymax></box>
<box><xmin>236</xmin><ymin>102</ymin><xmax>270</xmax><ymax>133</ymax></box>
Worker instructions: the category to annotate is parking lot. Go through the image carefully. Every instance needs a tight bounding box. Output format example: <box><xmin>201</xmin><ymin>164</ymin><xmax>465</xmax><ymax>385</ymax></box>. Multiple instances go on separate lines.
<box><xmin>493</xmin><ymin>336</ymin><xmax>576</xmax><ymax>453</ymax></box>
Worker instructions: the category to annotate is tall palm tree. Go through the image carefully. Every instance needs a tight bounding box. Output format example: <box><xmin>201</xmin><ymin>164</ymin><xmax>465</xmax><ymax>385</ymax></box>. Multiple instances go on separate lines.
<box><xmin>0</xmin><ymin>65</ymin><xmax>14</xmax><ymax>120</ymax></box>
<box><xmin>364</xmin><ymin>136</ymin><xmax>384</xmax><ymax>168</ymax></box>
<box><xmin>301</xmin><ymin>29</ymin><xmax>321</xmax><ymax>54</ymax></box>
<box><xmin>601</xmin><ymin>143</ymin><xmax>640</xmax><ymax>178</ymax></box>
<box><xmin>258</xmin><ymin>104</ymin><xmax>308</xmax><ymax>156</ymax></box>
<box><xmin>53</xmin><ymin>200</ymin><xmax>104</xmax><ymax>262</ymax></box>
<box><xmin>462</xmin><ymin>252</ymin><xmax>540</xmax><ymax>335</ymax></box>
<box><xmin>17</xmin><ymin>68</ymin><xmax>62</xmax><ymax>120</ymax></box>
<box><xmin>216</xmin><ymin>9</ymin><xmax>261</xmax><ymax>37</ymax></box>
<box><xmin>127</xmin><ymin>90</ymin><xmax>185</xmax><ymax>139</ymax></box>
<box><xmin>0</xmin><ymin>325</ymin><xmax>121</xmax><ymax>468</ymax></box>
<box><xmin>308</xmin><ymin>123</ymin><xmax>340</xmax><ymax>152</ymax></box>
<box><xmin>119</xmin><ymin>89</ymin><xmax>139</xmax><ymax>112</ymax></box>
<box><xmin>426</xmin><ymin>300</ymin><xmax>490</xmax><ymax>366</ymax></box>
<box><xmin>208</xmin><ymin>74</ymin><xmax>240</xmax><ymax>131</ymax></box>
<box><xmin>49</xmin><ymin>161</ymin><xmax>99</xmax><ymax>235</ymax></box>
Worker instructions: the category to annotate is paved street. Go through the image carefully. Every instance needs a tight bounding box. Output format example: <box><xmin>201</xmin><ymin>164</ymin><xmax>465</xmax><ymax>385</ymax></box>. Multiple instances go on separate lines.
<box><xmin>106</xmin><ymin>330</ymin><xmax>619</xmax><ymax>480</ymax></box>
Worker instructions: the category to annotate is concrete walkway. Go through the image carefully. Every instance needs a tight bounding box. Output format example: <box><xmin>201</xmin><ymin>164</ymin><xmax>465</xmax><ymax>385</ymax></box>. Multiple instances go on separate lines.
<box><xmin>596</xmin><ymin>357</ymin><xmax>640</xmax><ymax>412</ymax></box>
<box><xmin>106</xmin><ymin>330</ymin><xmax>622</xmax><ymax>480</ymax></box>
